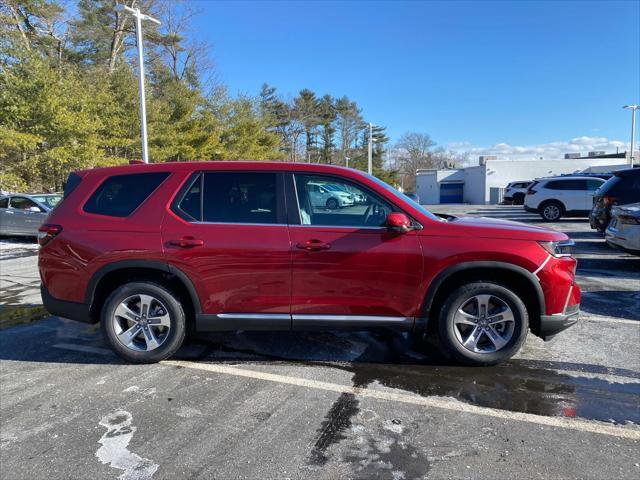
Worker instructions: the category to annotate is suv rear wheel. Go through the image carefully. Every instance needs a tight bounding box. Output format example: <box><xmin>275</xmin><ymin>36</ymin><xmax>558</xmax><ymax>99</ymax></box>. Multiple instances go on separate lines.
<box><xmin>539</xmin><ymin>201</ymin><xmax>563</xmax><ymax>221</ymax></box>
<box><xmin>437</xmin><ymin>282</ymin><xmax>528</xmax><ymax>366</ymax></box>
<box><xmin>100</xmin><ymin>282</ymin><xmax>186</xmax><ymax>363</ymax></box>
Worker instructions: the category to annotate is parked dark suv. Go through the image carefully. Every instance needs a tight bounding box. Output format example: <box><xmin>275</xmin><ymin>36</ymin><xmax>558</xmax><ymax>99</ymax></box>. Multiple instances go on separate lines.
<box><xmin>39</xmin><ymin>162</ymin><xmax>580</xmax><ymax>366</ymax></box>
<box><xmin>589</xmin><ymin>168</ymin><xmax>640</xmax><ymax>232</ymax></box>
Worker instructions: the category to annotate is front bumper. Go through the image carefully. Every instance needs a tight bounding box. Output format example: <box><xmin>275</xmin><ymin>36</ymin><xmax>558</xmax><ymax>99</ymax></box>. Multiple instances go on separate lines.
<box><xmin>524</xmin><ymin>205</ymin><xmax>537</xmax><ymax>213</ymax></box>
<box><xmin>41</xmin><ymin>284</ymin><xmax>93</xmax><ymax>323</ymax></box>
<box><xmin>539</xmin><ymin>307</ymin><xmax>579</xmax><ymax>340</ymax></box>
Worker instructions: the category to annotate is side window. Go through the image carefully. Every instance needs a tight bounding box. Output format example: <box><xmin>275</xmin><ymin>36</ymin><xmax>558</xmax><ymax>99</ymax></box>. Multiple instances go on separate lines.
<box><xmin>201</xmin><ymin>172</ymin><xmax>279</xmax><ymax>224</ymax></box>
<box><xmin>10</xmin><ymin>197</ymin><xmax>42</xmax><ymax>211</ymax></box>
<box><xmin>0</xmin><ymin>197</ymin><xmax>8</xmax><ymax>208</ymax></box>
<box><xmin>548</xmin><ymin>179</ymin><xmax>585</xmax><ymax>190</ymax></box>
<box><xmin>83</xmin><ymin>172</ymin><xmax>169</xmax><ymax>217</ymax></box>
<box><xmin>586</xmin><ymin>180</ymin><xmax>603</xmax><ymax>191</ymax></box>
<box><xmin>176</xmin><ymin>174</ymin><xmax>202</xmax><ymax>221</ymax></box>
<box><xmin>294</xmin><ymin>174</ymin><xmax>393</xmax><ymax>227</ymax></box>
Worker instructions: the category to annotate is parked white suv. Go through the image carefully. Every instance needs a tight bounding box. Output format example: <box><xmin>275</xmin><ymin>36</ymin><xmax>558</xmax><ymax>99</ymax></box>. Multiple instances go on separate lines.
<box><xmin>524</xmin><ymin>176</ymin><xmax>605</xmax><ymax>221</ymax></box>
<box><xmin>504</xmin><ymin>181</ymin><xmax>532</xmax><ymax>205</ymax></box>
<box><xmin>308</xmin><ymin>182</ymin><xmax>355</xmax><ymax>209</ymax></box>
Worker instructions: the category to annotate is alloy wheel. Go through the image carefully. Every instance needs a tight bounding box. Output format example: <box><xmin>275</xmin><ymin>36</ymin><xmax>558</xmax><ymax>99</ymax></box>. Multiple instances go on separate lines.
<box><xmin>112</xmin><ymin>294</ymin><xmax>171</xmax><ymax>352</ymax></box>
<box><xmin>452</xmin><ymin>294</ymin><xmax>515</xmax><ymax>354</ymax></box>
<box><xmin>543</xmin><ymin>204</ymin><xmax>560</xmax><ymax>220</ymax></box>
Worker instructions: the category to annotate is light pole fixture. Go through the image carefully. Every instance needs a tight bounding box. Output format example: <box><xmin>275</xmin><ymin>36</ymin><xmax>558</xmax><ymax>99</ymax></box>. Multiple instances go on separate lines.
<box><xmin>623</xmin><ymin>105</ymin><xmax>639</xmax><ymax>167</ymax></box>
<box><xmin>368</xmin><ymin>123</ymin><xmax>377</xmax><ymax>175</ymax></box>
<box><xmin>114</xmin><ymin>4</ymin><xmax>161</xmax><ymax>164</ymax></box>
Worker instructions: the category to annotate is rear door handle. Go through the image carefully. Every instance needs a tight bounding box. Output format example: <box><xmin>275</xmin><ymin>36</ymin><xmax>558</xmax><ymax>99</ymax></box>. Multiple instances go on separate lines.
<box><xmin>169</xmin><ymin>237</ymin><xmax>204</xmax><ymax>248</ymax></box>
<box><xmin>296</xmin><ymin>239</ymin><xmax>331</xmax><ymax>251</ymax></box>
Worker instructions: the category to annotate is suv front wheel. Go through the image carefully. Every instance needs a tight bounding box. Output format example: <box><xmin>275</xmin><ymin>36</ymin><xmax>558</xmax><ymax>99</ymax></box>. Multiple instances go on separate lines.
<box><xmin>437</xmin><ymin>282</ymin><xmax>528</xmax><ymax>366</ymax></box>
<box><xmin>101</xmin><ymin>282</ymin><xmax>186</xmax><ymax>363</ymax></box>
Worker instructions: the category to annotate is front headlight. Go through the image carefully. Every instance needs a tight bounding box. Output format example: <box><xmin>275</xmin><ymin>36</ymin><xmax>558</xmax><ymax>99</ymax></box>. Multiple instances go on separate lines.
<box><xmin>538</xmin><ymin>240</ymin><xmax>574</xmax><ymax>257</ymax></box>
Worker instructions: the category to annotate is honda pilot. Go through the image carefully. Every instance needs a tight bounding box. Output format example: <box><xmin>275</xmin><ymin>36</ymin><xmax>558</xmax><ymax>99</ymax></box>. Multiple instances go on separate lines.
<box><xmin>39</xmin><ymin>162</ymin><xmax>580</xmax><ymax>366</ymax></box>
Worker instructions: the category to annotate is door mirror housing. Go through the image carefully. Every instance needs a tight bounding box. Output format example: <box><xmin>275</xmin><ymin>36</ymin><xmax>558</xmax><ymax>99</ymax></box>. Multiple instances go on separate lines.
<box><xmin>27</xmin><ymin>206</ymin><xmax>42</xmax><ymax>213</ymax></box>
<box><xmin>386</xmin><ymin>212</ymin><xmax>413</xmax><ymax>233</ymax></box>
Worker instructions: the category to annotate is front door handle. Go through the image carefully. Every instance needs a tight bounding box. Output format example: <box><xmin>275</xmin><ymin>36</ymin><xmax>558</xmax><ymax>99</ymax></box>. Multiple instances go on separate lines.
<box><xmin>169</xmin><ymin>237</ymin><xmax>204</xmax><ymax>248</ymax></box>
<box><xmin>296</xmin><ymin>239</ymin><xmax>331</xmax><ymax>251</ymax></box>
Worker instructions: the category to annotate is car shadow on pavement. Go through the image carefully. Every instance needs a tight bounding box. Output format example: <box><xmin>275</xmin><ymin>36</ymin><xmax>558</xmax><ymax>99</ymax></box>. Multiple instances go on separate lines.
<box><xmin>577</xmin><ymin>257</ymin><xmax>640</xmax><ymax>277</ymax></box>
<box><xmin>580</xmin><ymin>290</ymin><xmax>640</xmax><ymax>321</ymax></box>
<box><xmin>3</xmin><ymin>320</ymin><xmax>639</xmax><ymax>425</ymax></box>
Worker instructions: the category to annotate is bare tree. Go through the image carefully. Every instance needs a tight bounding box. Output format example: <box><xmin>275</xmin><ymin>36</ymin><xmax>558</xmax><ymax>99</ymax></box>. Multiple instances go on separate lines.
<box><xmin>334</xmin><ymin>96</ymin><xmax>362</xmax><ymax>166</ymax></box>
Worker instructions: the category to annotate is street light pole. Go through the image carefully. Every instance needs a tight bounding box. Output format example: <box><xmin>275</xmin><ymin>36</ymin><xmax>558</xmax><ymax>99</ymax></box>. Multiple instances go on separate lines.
<box><xmin>623</xmin><ymin>105</ymin><xmax>639</xmax><ymax>167</ymax></box>
<box><xmin>368</xmin><ymin>122</ymin><xmax>373</xmax><ymax>175</ymax></box>
<box><xmin>114</xmin><ymin>4</ymin><xmax>160</xmax><ymax>164</ymax></box>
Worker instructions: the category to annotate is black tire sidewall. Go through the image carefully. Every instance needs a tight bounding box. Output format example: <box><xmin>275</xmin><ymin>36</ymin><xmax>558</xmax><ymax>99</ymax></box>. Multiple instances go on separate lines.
<box><xmin>326</xmin><ymin>198</ymin><xmax>338</xmax><ymax>209</ymax></box>
<box><xmin>101</xmin><ymin>282</ymin><xmax>186</xmax><ymax>363</ymax></box>
<box><xmin>513</xmin><ymin>193</ymin><xmax>524</xmax><ymax>205</ymax></box>
<box><xmin>437</xmin><ymin>282</ymin><xmax>528</xmax><ymax>366</ymax></box>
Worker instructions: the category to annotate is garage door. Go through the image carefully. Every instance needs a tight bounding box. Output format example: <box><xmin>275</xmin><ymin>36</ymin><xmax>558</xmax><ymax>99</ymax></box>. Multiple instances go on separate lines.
<box><xmin>439</xmin><ymin>182</ymin><xmax>464</xmax><ymax>203</ymax></box>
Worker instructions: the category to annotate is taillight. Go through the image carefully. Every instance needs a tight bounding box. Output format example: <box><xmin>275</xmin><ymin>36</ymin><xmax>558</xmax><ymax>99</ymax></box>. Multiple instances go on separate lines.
<box><xmin>527</xmin><ymin>188</ymin><xmax>536</xmax><ymax>195</ymax></box>
<box><xmin>38</xmin><ymin>224</ymin><xmax>62</xmax><ymax>246</ymax></box>
<box><xmin>603</xmin><ymin>195</ymin><xmax>617</xmax><ymax>206</ymax></box>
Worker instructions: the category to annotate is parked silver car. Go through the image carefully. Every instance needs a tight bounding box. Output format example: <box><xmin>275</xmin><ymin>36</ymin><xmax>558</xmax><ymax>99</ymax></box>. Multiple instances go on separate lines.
<box><xmin>0</xmin><ymin>193</ymin><xmax>62</xmax><ymax>237</ymax></box>
<box><xmin>605</xmin><ymin>203</ymin><xmax>640</xmax><ymax>255</ymax></box>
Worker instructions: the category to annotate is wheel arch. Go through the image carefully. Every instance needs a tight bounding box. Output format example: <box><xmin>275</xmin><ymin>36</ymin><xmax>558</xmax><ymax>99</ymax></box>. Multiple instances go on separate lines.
<box><xmin>539</xmin><ymin>198</ymin><xmax>566</xmax><ymax>213</ymax></box>
<box><xmin>86</xmin><ymin>260</ymin><xmax>201</xmax><ymax>324</ymax></box>
<box><xmin>422</xmin><ymin>261</ymin><xmax>545</xmax><ymax>337</ymax></box>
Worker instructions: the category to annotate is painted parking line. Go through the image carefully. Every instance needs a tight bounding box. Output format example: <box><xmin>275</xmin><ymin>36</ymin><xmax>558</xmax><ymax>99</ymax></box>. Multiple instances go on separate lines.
<box><xmin>49</xmin><ymin>342</ymin><xmax>640</xmax><ymax>440</ymax></box>
<box><xmin>160</xmin><ymin>359</ymin><xmax>640</xmax><ymax>441</ymax></box>
<box><xmin>582</xmin><ymin>317</ymin><xmax>639</xmax><ymax>326</ymax></box>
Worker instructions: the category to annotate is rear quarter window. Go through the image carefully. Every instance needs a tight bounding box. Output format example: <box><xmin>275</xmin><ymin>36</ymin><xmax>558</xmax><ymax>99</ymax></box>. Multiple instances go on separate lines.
<box><xmin>83</xmin><ymin>172</ymin><xmax>169</xmax><ymax>217</ymax></box>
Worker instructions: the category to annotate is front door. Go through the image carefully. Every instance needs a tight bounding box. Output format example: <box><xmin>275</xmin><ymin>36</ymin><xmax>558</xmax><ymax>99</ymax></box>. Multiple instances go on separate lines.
<box><xmin>162</xmin><ymin>171</ymin><xmax>292</xmax><ymax>330</ymax></box>
<box><xmin>287</xmin><ymin>173</ymin><xmax>424</xmax><ymax>330</ymax></box>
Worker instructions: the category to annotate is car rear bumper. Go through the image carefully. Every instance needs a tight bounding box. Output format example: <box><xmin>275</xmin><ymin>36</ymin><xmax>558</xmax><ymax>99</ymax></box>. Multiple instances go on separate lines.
<box><xmin>41</xmin><ymin>284</ymin><xmax>93</xmax><ymax>323</ymax></box>
<box><xmin>539</xmin><ymin>307</ymin><xmax>579</xmax><ymax>340</ymax></box>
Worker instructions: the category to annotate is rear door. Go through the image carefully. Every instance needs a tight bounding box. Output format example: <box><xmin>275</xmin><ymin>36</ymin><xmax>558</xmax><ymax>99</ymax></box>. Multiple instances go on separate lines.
<box><xmin>0</xmin><ymin>197</ymin><xmax>11</xmax><ymax>234</ymax></box>
<box><xmin>585</xmin><ymin>179</ymin><xmax>605</xmax><ymax>210</ymax></box>
<box><xmin>7</xmin><ymin>196</ymin><xmax>47</xmax><ymax>235</ymax></box>
<box><xmin>162</xmin><ymin>171</ymin><xmax>292</xmax><ymax>330</ymax></box>
<box><xmin>287</xmin><ymin>173</ymin><xmax>423</xmax><ymax>329</ymax></box>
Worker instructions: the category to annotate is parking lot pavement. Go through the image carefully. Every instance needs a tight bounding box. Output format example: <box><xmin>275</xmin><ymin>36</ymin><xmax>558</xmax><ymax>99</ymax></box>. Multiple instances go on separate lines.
<box><xmin>1</xmin><ymin>206</ymin><xmax>639</xmax><ymax>479</ymax></box>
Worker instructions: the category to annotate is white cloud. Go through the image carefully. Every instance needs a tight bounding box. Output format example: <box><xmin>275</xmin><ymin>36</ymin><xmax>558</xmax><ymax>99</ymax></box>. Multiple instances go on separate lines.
<box><xmin>448</xmin><ymin>136</ymin><xmax>630</xmax><ymax>163</ymax></box>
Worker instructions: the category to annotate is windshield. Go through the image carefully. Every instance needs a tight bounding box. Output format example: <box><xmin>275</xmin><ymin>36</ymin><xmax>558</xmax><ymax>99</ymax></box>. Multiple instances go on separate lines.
<box><xmin>365</xmin><ymin>174</ymin><xmax>442</xmax><ymax>222</ymax></box>
<box><xmin>31</xmin><ymin>194</ymin><xmax>62</xmax><ymax>208</ymax></box>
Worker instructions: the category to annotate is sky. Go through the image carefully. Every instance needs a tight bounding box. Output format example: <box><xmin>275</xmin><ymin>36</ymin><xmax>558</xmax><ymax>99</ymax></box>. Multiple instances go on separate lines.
<box><xmin>189</xmin><ymin>0</ymin><xmax>640</xmax><ymax>161</ymax></box>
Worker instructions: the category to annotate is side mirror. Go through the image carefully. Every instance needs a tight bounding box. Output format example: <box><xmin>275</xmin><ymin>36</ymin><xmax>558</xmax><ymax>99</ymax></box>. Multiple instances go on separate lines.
<box><xmin>27</xmin><ymin>206</ymin><xmax>42</xmax><ymax>213</ymax></box>
<box><xmin>386</xmin><ymin>212</ymin><xmax>413</xmax><ymax>233</ymax></box>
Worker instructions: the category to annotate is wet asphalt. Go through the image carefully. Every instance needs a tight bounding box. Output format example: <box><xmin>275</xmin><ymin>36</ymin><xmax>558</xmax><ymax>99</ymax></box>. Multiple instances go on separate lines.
<box><xmin>0</xmin><ymin>205</ymin><xmax>639</xmax><ymax>479</ymax></box>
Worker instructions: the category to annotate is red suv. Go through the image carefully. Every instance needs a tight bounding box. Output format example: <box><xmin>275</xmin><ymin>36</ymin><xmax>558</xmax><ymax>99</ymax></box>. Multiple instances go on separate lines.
<box><xmin>38</xmin><ymin>162</ymin><xmax>580</xmax><ymax>365</ymax></box>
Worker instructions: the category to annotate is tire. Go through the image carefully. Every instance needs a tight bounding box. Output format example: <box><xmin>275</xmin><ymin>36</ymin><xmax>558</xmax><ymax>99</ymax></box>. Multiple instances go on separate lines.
<box><xmin>539</xmin><ymin>201</ymin><xmax>563</xmax><ymax>221</ymax></box>
<box><xmin>326</xmin><ymin>197</ymin><xmax>339</xmax><ymax>210</ymax></box>
<box><xmin>513</xmin><ymin>193</ymin><xmax>525</xmax><ymax>205</ymax></box>
<box><xmin>437</xmin><ymin>282</ymin><xmax>528</xmax><ymax>366</ymax></box>
<box><xmin>100</xmin><ymin>282</ymin><xmax>186</xmax><ymax>363</ymax></box>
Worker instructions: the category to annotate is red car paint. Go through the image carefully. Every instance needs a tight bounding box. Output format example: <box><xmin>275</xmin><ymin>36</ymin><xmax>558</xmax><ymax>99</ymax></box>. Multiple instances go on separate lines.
<box><xmin>39</xmin><ymin>161</ymin><xmax>579</xmax><ymax>340</ymax></box>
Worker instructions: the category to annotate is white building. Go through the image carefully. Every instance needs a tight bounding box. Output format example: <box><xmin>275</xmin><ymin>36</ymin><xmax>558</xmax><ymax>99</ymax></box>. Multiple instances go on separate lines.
<box><xmin>416</xmin><ymin>154</ymin><xmax>629</xmax><ymax>205</ymax></box>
